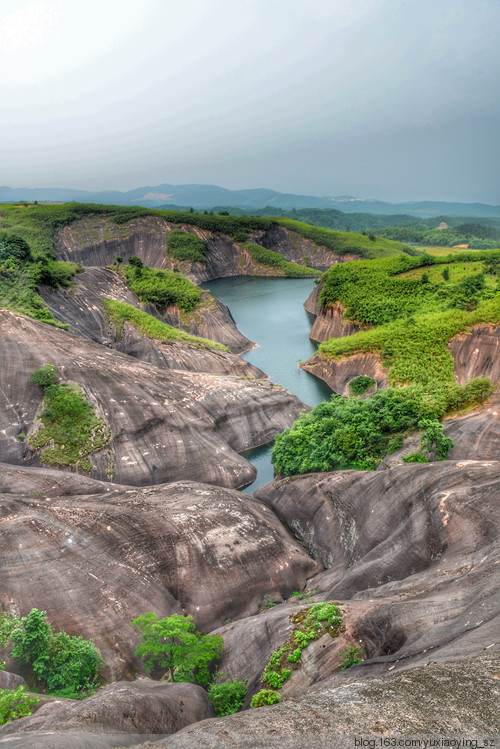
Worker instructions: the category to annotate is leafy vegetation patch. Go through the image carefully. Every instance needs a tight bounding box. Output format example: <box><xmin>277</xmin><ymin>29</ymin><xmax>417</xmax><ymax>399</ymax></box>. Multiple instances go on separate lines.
<box><xmin>0</xmin><ymin>686</ymin><xmax>39</xmax><ymax>725</ymax></box>
<box><xmin>242</xmin><ymin>242</ymin><xmax>320</xmax><ymax>277</ymax></box>
<box><xmin>0</xmin><ymin>232</ymin><xmax>77</xmax><ymax>326</ymax></box>
<box><xmin>28</xmin><ymin>366</ymin><xmax>110</xmax><ymax>472</ymax></box>
<box><xmin>250</xmin><ymin>689</ymin><xmax>281</xmax><ymax>707</ymax></box>
<box><xmin>208</xmin><ymin>678</ymin><xmax>247</xmax><ymax>716</ymax></box>
<box><xmin>166</xmin><ymin>230</ymin><xmax>207</xmax><ymax>263</ymax></box>
<box><xmin>101</xmin><ymin>299</ymin><xmax>228</xmax><ymax>351</ymax></box>
<box><xmin>131</xmin><ymin>613</ymin><xmax>223</xmax><ymax>688</ymax></box>
<box><xmin>271</xmin><ymin>389</ymin><xmax>464</xmax><ymax>475</ymax></box>
<box><xmin>260</xmin><ymin>604</ymin><xmax>342</xmax><ymax>692</ymax></box>
<box><xmin>121</xmin><ymin>261</ymin><xmax>202</xmax><ymax>311</ymax></box>
<box><xmin>348</xmin><ymin>375</ymin><xmax>376</xmax><ymax>395</ymax></box>
<box><xmin>0</xmin><ymin>608</ymin><xmax>103</xmax><ymax>699</ymax></box>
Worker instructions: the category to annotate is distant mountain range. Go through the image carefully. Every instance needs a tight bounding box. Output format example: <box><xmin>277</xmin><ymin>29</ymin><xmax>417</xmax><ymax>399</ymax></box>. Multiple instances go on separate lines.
<box><xmin>0</xmin><ymin>183</ymin><xmax>499</xmax><ymax>218</ymax></box>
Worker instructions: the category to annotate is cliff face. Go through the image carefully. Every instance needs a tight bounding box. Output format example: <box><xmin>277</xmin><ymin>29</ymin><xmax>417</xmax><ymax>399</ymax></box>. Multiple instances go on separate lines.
<box><xmin>303</xmin><ymin>285</ymin><xmax>363</xmax><ymax>342</ymax></box>
<box><xmin>300</xmin><ymin>351</ymin><xmax>388</xmax><ymax>395</ymax></box>
<box><xmin>55</xmin><ymin>216</ymin><xmax>351</xmax><ymax>284</ymax></box>
<box><xmin>0</xmin><ymin>309</ymin><xmax>305</xmax><ymax>488</ymax></box>
<box><xmin>40</xmin><ymin>267</ymin><xmax>253</xmax><ymax>355</ymax></box>
<box><xmin>250</xmin><ymin>224</ymin><xmax>360</xmax><ymax>270</ymax></box>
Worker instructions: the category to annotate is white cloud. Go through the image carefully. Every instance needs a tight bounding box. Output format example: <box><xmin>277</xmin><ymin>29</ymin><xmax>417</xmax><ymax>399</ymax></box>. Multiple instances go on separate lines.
<box><xmin>0</xmin><ymin>1</ymin><xmax>61</xmax><ymax>52</ymax></box>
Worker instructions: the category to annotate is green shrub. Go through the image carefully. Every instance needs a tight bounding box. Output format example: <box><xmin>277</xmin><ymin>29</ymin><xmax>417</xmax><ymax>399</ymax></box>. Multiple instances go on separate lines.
<box><xmin>5</xmin><ymin>609</ymin><xmax>103</xmax><ymax>699</ymax></box>
<box><xmin>167</xmin><ymin>230</ymin><xmax>207</xmax><ymax>263</ymax></box>
<box><xmin>208</xmin><ymin>678</ymin><xmax>247</xmax><ymax>716</ymax></box>
<box><xmin>348</xmin><ymin>375</ymin><xmax>376</xmax><ymax>395</ymax></box>
<box><xmin>29</xmin><ymin>365</ymin><xmax>59</xmax><ymax>388</ymax></box>
<box><xmin>339</xmin><ymin>644</ymin><xmax>362</xmax><ymax>670</ymax></box>
<box><xmin>0</xmin><ymin>686</ymin><xmax>39</xmax><ymax>725</ymax></box>
<box><xmin>123</xmin><ymin>265</ymin><xmax>201</xmax><ymax>312</ymax></box>
<box><xmin>250</xmin><ymin>689</ymin><xmax>281</xmax><ymax>707</ymax></box>
<box><xmin>402</xmin><ymin>452</ymin><xmax>429</xmax><ymax>463</ymax></box>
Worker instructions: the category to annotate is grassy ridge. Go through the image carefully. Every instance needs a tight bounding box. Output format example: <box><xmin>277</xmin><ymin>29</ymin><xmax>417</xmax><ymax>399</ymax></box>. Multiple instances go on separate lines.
<box><xmin>101</xmin><ymin>299</ymin><xmax>228</xmax><ymax>351</ymax></box>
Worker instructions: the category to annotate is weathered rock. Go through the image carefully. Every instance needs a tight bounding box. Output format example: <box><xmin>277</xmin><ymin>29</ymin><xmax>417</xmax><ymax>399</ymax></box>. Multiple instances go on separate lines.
<box><xmin>40</xmin><ymin>267</ymin><xmax>254</xmax><ymax>355</ymax></box>
<box><xmin>0</xmin><ymin>680</ymin><xmax>214</xmax><ymax>749</ymax></box>
<box><xmin>210</xmin><ymin>600</ymin><xmax>359</xmax><ymax>706</ymax></box>
<box><xmin>255</xmin><ymin>461</ymin><xmax>499</xmax><ymax>670</ymax></box>
<box><xmin>55</xmin><ymin>216</ymin><xmax>346</xmax><ymax>284</ymax></box>
<box><xmin>0</xmin><ymin>309</ymin><xmax>305</xmax><ymax>488</ymax></box>
<box><xmin>251</xmin><ymin>225</ymin><xmax>359</xmax><ymax>271</ymax></box>
<box><xmin>300</xmin><ymin>352</ymin><xmax>387</xmax><ymax>395</ymax></box>
<box><xmin>449</xmin><ymin>325</ymin><xmax>500</xmax><ymax>384</ymax></box>
<box><xmin>144</xmin><ymin>651</ymin><xmax>500</xmax><ymax>748</ymax></box>
<box><xmin>0</xmin><ymin>475</ymin><xmax>320</xmax><ymax>677</ymax></box>
<box><xmin>0</xmin><ymin>462</ymin><xmax>124</xmax><ymax>496</ymax></box>
<box><xmin>0</xmin><ymin>672</ymin><xmax>27</xmax><ymax>690</ymax></box>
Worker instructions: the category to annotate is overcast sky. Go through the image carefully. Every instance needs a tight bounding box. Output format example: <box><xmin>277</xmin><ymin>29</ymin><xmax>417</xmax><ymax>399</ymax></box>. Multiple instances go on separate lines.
<box><xmin>1</xmin><ymin>0</ymin><xmax>499</xmax><ymax>203</ymax></box>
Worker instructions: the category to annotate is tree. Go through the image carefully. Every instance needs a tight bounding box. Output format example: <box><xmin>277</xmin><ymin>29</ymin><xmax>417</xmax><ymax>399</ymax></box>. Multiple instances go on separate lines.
<box><xmin>131</xmin><ymin>613</ymin><xmax>223</xmax><ymax>686</ymax></box>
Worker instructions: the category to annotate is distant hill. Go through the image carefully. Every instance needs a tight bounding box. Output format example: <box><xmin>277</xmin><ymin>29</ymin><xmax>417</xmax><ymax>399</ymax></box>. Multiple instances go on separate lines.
<box><xmin>0</xmin><ymin>183</ymin><xmax>499</xmax><ymax>218</ymax></box>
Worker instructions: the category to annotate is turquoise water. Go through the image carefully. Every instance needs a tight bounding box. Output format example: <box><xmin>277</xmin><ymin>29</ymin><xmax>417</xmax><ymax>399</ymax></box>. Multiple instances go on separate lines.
<box><xmin>206</xmin><ymin>277</ymin><xmax>332</xmax><ymax>492</ymax></box>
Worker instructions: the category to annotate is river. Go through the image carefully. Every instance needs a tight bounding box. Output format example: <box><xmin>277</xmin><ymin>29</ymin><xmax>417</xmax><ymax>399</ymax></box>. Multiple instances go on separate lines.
<box><xmin>206</xmin><ymin>277</ymin><xmax>333</xmax><ymax>493</ymax></box>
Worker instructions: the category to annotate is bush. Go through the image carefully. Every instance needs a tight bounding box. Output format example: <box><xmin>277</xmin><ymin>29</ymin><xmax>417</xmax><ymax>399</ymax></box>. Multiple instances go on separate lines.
<box><xmin>123</xmin><ymin>265</ymin><xmax>201</xmax><ymax>312</ymax></box>
<box><xmin>5</xmin><ymin>609</ymin><xmax>103</xmax><ymax>699</ymax></box>
<box><xmin>348</xmin><ymin>375</ymin><xmax>376</xmax><ymax>395</ymax></box>
<box><xmin>242</xmin><ymin>242</ymin><xmax>319</xmax><ymax>278</ymax></box>
<box><xmin>167</xmin><ymin>230</ymin><xmax>207</xmax><ymax>263</ymax></box>
<box><xmin>250</xmin><ymin>689</ymin><xmax>281</xmax><ymax>707</ymax></box>
<box><xmin>0</xmin><ymin>686</ymin><xmax>39</xmax><ymax>725</ymax></box>
<box><xmin>128</xmin><ymin>255</ymin><xmax>143</xmax><ymax>268</ymax></box>
<box><xmin>29</xmin><ymin>365</ymin><xmax>59</xmax><ymax>388</ymax></box>
<box><xmin>208</xmin><ymin>678</ymin><xmax>247</xmax><ymax>716</ymax></box>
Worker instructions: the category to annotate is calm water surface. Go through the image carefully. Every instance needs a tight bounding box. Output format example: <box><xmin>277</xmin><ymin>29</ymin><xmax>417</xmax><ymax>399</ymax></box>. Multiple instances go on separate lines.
<box><xmin>206</xmin><ymin>277</ymin><xmax>332</xmax><ymax>492</ymax></box>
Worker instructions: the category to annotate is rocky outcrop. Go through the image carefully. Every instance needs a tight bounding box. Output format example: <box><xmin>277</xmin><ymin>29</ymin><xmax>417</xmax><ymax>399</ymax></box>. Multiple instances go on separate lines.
<box><xmin>255</xmin><ymin>460</ymin><xmax>499</xmax><ymax>670</ymax></box>
<box><xmin>148</xmin><ymin>651</ymin><xmax>500</xmax><ymax>747</ymax></box>
<box><xmin>300</xmin><ymin>352</ymin><xmax>388</xmax><ymax>395</ymax></box>
<box><xmin>251</xmin><ymin>224</ymin><xmax>360</xmax><ymax>271</ymax></box>
<box><xmin>0</xmin><ymin>473</ymin><xmax>320</xmax><ymax>677</ymax></box>
<box><xmin>0</xmin><ymin>672</ymin><xmax>27</xmax><ymax>690</ymax></box>
<box><xmin>449</xmin><ymin>324</ymin><xmax>500</xmax><ymax>383</ymax></box>
<box><xmin>0</xmin><ymin>680</ymin><xmax>214</xmax><ymax>749</ymax></box>
<box><xmin>40</xmin><ymin>267</ymin><xmax>254</xmax><ymax>355</ymax></box>
<box><xmin>0</xmin><ymin>309</ymin><xmax>305</xmax><ymax>487</ymax></box>
<box><xmin>303</xmin><ymin>286</ymin><xmax>364</xmax><ymax>342</ymax></box>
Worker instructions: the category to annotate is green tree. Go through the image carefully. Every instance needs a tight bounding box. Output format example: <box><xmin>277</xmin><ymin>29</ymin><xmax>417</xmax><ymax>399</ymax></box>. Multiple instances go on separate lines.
<box><xmin>29</xmin><ymin>365</ymin><xmax>60</xmax><ymax>388</ymax></box>
<box><xmin>6</xmin><ymin>609</ymin><xmax>103</xmax><ymax>699</ymax></box>
<box><xmin>131</xmin><ymin>613</ymin><xmax>223</xmax><ymax>686</ymax></box>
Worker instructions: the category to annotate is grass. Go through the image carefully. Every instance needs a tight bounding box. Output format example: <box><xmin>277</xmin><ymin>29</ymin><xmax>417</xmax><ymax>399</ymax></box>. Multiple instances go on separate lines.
<box><xmin>121</xmin><ymin>264</ymin><xmax>202</xmax><ymax>312</ymax></box>
<box><xmin>241</xmin><ymin>242</ymin><xmax>320</xmax><ymax>277</ymax></box>
<box><xmin>166</xmin><ymin>230</ymin><xmax>207</xmax><ymax>264</ymax></box>
<box><xmin>101</xmin><ymin>298</ymin><xmax>228</xmax><ymax>351</ymax></box>
<box><xmin>28</xmin><ymin>381</ymin><xmax>110</xmax><ymax>472</ymax></box>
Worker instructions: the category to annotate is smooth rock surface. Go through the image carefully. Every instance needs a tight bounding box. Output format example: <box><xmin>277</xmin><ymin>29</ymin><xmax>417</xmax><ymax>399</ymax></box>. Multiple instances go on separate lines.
<box><xmin>0</xmin><ymin>680</ymin><xmax>214</xmax><ymax>749</ymax></box>
<box><xmin>255</xmin><ymin>461</ymin><xmax>499</xmax><ymax>670</ymax></box>
<box><xmin>0</xmin><ymin>475</ymin><xmax>320</xmax><ymax>677</ymax></box>
<box><xmin>142</xmin><ymin>650</ymin><xmax>500</xmax><ymax>748</ymax></box>
<box><xmin>300</xmin><ymin>351</ymin><xmax>388</xmax><ymax>395</ymax></box>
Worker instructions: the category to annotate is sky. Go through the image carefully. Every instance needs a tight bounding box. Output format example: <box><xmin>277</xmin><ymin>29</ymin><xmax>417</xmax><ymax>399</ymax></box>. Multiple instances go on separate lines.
<box><xmin>1</xmin><ymin>0</ymin><xmax>499</xmax><ymax>203</ymax></box>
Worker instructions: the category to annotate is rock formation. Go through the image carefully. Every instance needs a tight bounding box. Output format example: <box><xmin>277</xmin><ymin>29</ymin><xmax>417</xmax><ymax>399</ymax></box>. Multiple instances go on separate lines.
<box><xmin>0</xmin><ymin>471</ymin><xmax>320</xmax><ymax>678</ymax></box>
<box><xmin>0</xmin><ymin>680</ymin><xmax>215</xmax><ymax>749</ymax></box>
<box><xmin>144</xmin><ymin>651</ymin><xmax>500</xmax><ymax>748</ymax></box>
<box><xmin>0</xmin><ymin>309</ymin><xmax>305</xmax><ymax>487</ymax></box>
<box><xmin>40</xmin><ymin>267</ymin><xmax>254</xmax><ymax>355</ymax></box>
